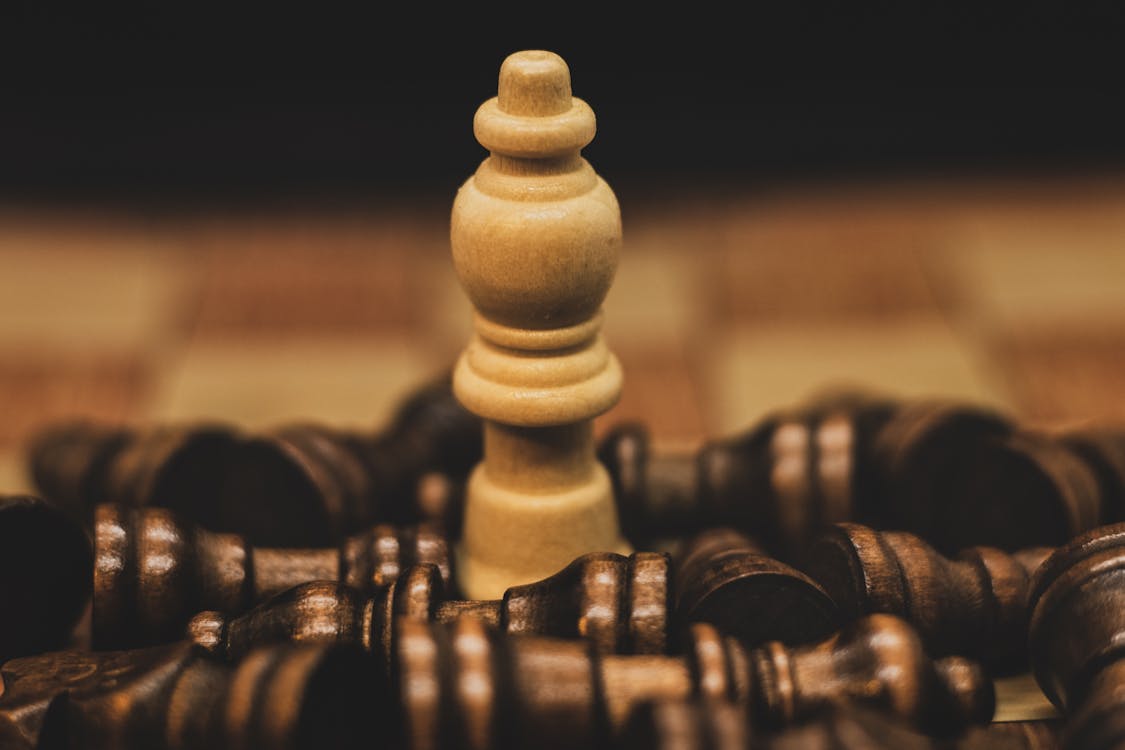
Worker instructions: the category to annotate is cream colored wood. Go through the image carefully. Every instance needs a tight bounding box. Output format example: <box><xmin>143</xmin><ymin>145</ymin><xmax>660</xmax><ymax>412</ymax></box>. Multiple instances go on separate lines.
<box><xmin>451</xmin><ymin>50</ymin><xmax>630</xmax><ymax>599</ymax></box>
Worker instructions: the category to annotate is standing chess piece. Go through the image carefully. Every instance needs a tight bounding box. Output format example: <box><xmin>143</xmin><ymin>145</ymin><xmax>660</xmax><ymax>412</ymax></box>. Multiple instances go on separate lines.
<box><xmin>451</xmin><ymin>50</ymin><xmax>628</xmax><ymax>598</ymax></box>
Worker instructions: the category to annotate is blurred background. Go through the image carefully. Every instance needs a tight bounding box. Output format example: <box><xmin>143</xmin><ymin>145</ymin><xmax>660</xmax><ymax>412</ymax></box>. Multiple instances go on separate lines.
<box><xmin>2</xmin><ymin>6</ymin><xmax>1125</xmax><ymax>492</ymax></box>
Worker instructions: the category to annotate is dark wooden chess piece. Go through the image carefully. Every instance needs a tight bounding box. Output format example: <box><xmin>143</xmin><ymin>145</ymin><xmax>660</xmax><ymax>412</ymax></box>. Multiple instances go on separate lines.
<box><xmin>25</xmin><ymin>370</ymin><xmax>482</xmax><ymax>547</ymax></box>
<box><xmin>803</xmin><ymin>522</ymin><xmax>1052</xmax><ymax>672</ymax></box>
<box><xmin>673</xmin><ymin>527</ymin><xmax>840</xmax><ymax>648</ymax></box>
<box><xmin>93</xmin><ymin>504</ymin><xmax>450</xmax><ymax>649</ymax></box>
<box><xmin>1058</xmin><ymin>426</ymin><xmax>1125</xmax><ymax>526</ymax></box>
<box><xmin>0</xmin><ymin>640</ymin><xmax>383</xmax><ymax>750</ymax></box>
<box><xmin>1027</xmin><ymin>522</ymin><xmax>1125</xmax><ymax>750</ymax></box>
<box><xmin>190</xmin><ymin>550</ymin><xmax>670</xmax><ymax>664</ymax></box>
<box><xmin>0</xmin><ymin>495</ymin><xmax>93</xmax><ymax>662</ymax></box>
<box><xmin>598</xmin><ymin>388</ymin><xmax>898</xmax><ymax>558</ymax></box>
<box><xmin>870</xmin><ymin>401</ymin><xmax>1101</xmax><ymax>554</ymax></box>
<box><xmin>383</xmin><ymin>613</ymin><xmax>991</xmax><ymax>748</ymax></box>
<box><xmin>190</xmin><ymin>529</ymin><xmax>844</xmax><ymax>663</ymax></box>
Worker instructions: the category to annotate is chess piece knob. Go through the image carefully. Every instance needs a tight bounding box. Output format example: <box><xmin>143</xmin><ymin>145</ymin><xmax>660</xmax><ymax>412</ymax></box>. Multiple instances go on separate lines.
<box><xmin>92</xmin><ymin>504</ymin><xmax>450</xmax><ymax>649</ymax></box>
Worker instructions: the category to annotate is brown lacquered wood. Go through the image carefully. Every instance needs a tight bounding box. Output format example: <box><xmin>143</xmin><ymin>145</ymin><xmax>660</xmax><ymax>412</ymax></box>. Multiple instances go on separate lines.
<box><xmin>0</xmin><ymin>495</ymin><xmax>93</xmax><ymax>662</ymax></box>
<box><xmin>92</xmin><ymin>504</ymin><xmax>450</xmax><ymax>649</ymax></box>
<box><xmin>0</xmin><ymin>641</ymin><xmax>383</xmax><ymax>750</ymax></box>
<box><xmin>384</xmin><ymin>613</ymin><xmax>991</xmax><ymax>748</ymax></box>
<box><xmin>673</xmin><ymin>527</ymin><xmax>841</xmax><ymax>648</ymax></box>
<box><xmin>192</xmin><ymin>549</ymin><xmax>672</xmax><ymax>662</ymax></box>
<box><xmin>1027</xmin><ymin>522</ymin><xmax>1125</xmax><ymax>750</ymax></box>
<box><xmin>26</xmin><ymin>371</ymin><xmax>481</xmax><ymax>547</ymax></box>
<box><xmin>805</xmin><ymin>522</ymin><xmax>1051</xmax><ymax>672</ymax></box>
<box><xmin>598</xmin><ymin>389</ymin><xmax>897</xmax><ymax>558</ymax></box>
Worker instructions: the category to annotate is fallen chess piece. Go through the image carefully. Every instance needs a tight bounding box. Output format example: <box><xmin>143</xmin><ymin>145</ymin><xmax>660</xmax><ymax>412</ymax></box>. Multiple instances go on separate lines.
<box><xmin>92</xmin><ymin>504</ymin><xmax>450</xmax><ymax>649</ymax></box>
<box><xmin>25</xmin><ymin>369</ymin><xmax>480</xmax><ymax>547</ymax></box>
<box><xmin>601</xmin><ymin>394</ymin><xmax>1107</xmax><ymax>561</ymax></box>
<box><xmin>381</xmin><ymin>613</ymin><xmax>991</xmax><ymax>748</ymax></box>
<box><xmin>803</xmin><ymin>521</ymin><xmax>1052</xmax><ymax>673</ymax></box>
<box><xmin>188</xmin><ymin>528</ymin><xmax>841</xmax><ymax>662</ymax></box>
<box><xmin>0</xmin><ymin>640</ymin><xmax>381</xmax><ymax>750</ymax></box>
<box><xmin>0</xmin><ymin>495</ymin><xmax>92</xmax><ymax>662</ymax></box>
<box><xmin>673</xmin><ymin>527</ymin><xmax>840</xmax><ymax>647</ymax></box>
<box><xmin>1028</xmin><ymin>522</ymin><xmax>1125</xmax><ymax>750</ymax></box>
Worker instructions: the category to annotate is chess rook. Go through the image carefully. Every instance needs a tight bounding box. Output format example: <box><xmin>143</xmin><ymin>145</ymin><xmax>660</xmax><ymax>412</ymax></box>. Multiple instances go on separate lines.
<box><xmin>0</xmin><ymin>495</ymin><xmax>92</xmax><ymax>662</ymax></box>
<box><xmin>1028</xmin><ymin>522</ymin><xmax>1125</xmax><ymax>750</ymax></box>
<box><xmin>92</xmin><ymin>504</ymin><xmax>450</xmax><ymax>649</ymax></box>
<box><xmin>804</xmin><ymin>522</ymin><xmax>1052</xmax><ymax>673</ymax></box>
<box><xmin>0</xmin><ymin>641</ymin><xmax>382</xmax><ymax>750</ymax></box>
<box><xmin>451</xmin><ymin>50</ymin><xmax>628</xmax><ymax>598</ymax></box>
<box><xmin>673</xmin><ymin>527</ymin><xmax>840</xmax><ymax>648</ymax></box>
<box><xmin>388</xmin><ymin>614</ymin><xmax>991</xmax><ymax>749</ymax></box>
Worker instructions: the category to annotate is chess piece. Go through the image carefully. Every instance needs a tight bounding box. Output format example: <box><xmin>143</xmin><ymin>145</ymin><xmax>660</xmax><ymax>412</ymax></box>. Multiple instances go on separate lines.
<box><xmin>804</xmin><ymin>522</ymin><xmax>1052</xmax><ymax>672</ymax></box>
<box><xmin>93</xmin><ymin>504</ymin><xmax>450</xmax><ymax>649</ymax></box>
<box><xmin>673</xmin><ymin>528</ymin><xmax>840</xmax><ymax>648</ymax></box>
<box><xmin>1027</xmin><ymin>522</ymin><xmax>1125</xmax><ymax>750</ymax></box>
<box><xmin>191</xmin><ymin>550</ymin><xmax>670</xmax><ymax>663</ymax></box>
<box><xmin>387</xmin><ymin>613</ymin><xmax>991</xmax><ymax>748</ymax></box>
<box><xmin>0</xmin><ymin>640</ymin><xmax>382</xmax><ymax>750</ymax></box>
<box><xmin>1059</xmin><ymin>425</ymin><xmax>1125</xmax><ymax>525</ymax></box>
<box><xmin>451</xmin><ymin>49</ymin><xmax>629</xmax><ymax>598</ymax></box>
<box><xmin>0</xmin><ymin>495</ymin><xmax>92</xmax><ymax>661</ymax></box>
<box><xmin>599</xmin><ymin>389</ymin><xmax>897</xmax><ymax>558</ymax></box>
<box><xmin>870</xmin><ymin>401</ymin><xmax>1101</xmax><ymax>553</ymax></box>
<box><xmin>25</xmin><ymin>370</ymin><xmax>481</xmax><ymax>547</ymax></box>
<box><xmin>193</xmin><ymin>530</ymin><xmax>845</xmax><ymax>663</ymax></box>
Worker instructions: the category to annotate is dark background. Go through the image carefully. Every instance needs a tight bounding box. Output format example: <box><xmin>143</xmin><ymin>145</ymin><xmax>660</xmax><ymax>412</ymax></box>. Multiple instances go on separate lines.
<box><xmin>2</xmin><ymin>6</ymin><xmax>1124</xmax><ymax>206</ymax></box>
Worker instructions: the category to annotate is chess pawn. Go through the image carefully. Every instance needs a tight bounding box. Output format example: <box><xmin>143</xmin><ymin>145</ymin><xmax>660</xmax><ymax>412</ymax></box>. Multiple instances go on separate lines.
<box><xmin>870</xmin><ymin>400</ymin><xmax>1102</xmax><ymax>553</ymax></box>
<box><xmin>1027</xmin><ymin>522</ymin><xmax>1125</xmax><ymax>750</ymax></box>
<box><xmin>804</xmin><ymin>522</ymin><xmax>1052</xmax><ymax>673</ymax></box>
<box><xmin>0</xmin><ymin>640</ymin><xmax>382</xmax><ymax>750</ymax></box>
<box><xmin>92</xmin><ymin>504</ymin><xmax>450</xmax><ymax>648</ymax></box>
<box><xmin>192</xmin><ymin>550</ymin><xmax>669</xmax><ymax>665</ymax></box>
<box><xmin>26</xmin><ymin>371</ymin><xmax>482</xmax><ymax>547</ymax></box>
<box><xmin>451</xmin><ymin>50</ymin><xmax>629</xmax><ymax>598</ymax></box>
<box><xmin>0</xmin><ymin>495</ymin><xmax>93</xmax><ymax>661</ymax></box>
<box><xmin>598</xmin><ymin>389</ymin><xmax>898</xmax><ymax>559</ymax></box>
<box><xmin>386</xmin><ymin>614</ymin><xmax>991</xmax><ymax>749</ymax></box>
<box><xmin>673</xmin><ymin>528</ymin><xmax>840</xmax><ymax>648</ymax></box>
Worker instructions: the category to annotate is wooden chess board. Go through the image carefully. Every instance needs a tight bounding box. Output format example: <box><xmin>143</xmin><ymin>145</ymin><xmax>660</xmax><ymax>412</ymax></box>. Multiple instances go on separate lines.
<box><xmin>3</xmin><ymin>168</ymin><xmax>1124</xmax><ymax>725</ymax></box>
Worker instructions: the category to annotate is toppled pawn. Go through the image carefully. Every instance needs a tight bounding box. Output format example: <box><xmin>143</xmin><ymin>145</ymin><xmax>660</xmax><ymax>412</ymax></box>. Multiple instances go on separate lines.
<box><xmin>1028</xmin><ymin>522</ymin><xmax>1125</xmax><ymax>750</ymax></box>
<box><xmin>804</xmin><ymin>522</ymin><xmax>1052</xmax><ymax>673</ymax></box>
<box><xmin>191</xmin><ymin>528</ymin><xmax>845</xmax><ymax>663</ymax></box>
<box><xmin>376</xmin><ymin>613</ymin><xmax>990</xmax><ymax>749</ymax></box>
<box><xmin>0</xmin><ymin>495</ymin><xmax>92</xmax><ymax>661</ymax></box>
<box><xmin>93</xmin><ymin>504</ymin><xmax>450</xmax><ymax>649</ymax></box>
<box><xmin>673</xmin><ymin>527</ymin><xmax>840</xmax><ymax>648</ymax></box>
<box><xmin>0</xmin><ymin>640</ymin><xmax>382</xmax><ymax>750</ymax></box>
<box><xmin>191</xmin><ymin>550</ymin><xmax>670</xmax><ymax>664</ymax></box>
<box><xmin>599</xmin><ymin>388</ymin><xmax>897</xmax><ymax>558</ymax></box>
<box><xmin>26</xmin><ymin>370</ymin><xmax>481</xmax><ymax>547</ymax></box>
<box><xmin>869</xmin><ymin>400</ymin><xmax>1101</xmax><ymax>553</ymax></box>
